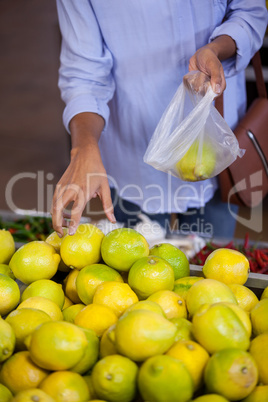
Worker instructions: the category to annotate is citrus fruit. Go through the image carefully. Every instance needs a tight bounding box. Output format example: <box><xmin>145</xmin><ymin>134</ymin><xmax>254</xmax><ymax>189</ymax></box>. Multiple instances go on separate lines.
<box><xmin>176</xmin><ymin>138</ymin><xmax>216</xmax><ymax>181</ymax></box>
<box><xmin>170</xmin><ymin>317</ymin><xmax>194</xmax><ymax>342</ymax></box>
<box><xmin>60</xmin><ymin>223</ymin><xmax>104</xmax><ymax>270</ymax></box>
<box><xmin>76</xmin><ymin>264</ymin><xmax>124</xmax><ymax>305</ymax></box>
<box><xmin>192</xmin><ymin>303</ymin><xmax>250</xmax><ymax>354</ymax></box>
<box><xmin>250</xmin><ymin>298</ymin><xmax>268</xmax><ymax>335</ymax></box>
<box><xmin>9</xmin><ymin>241</ymin><xmax>60</xmax><ymax>284</ymax></box>
<box><xmin>147</xmin><ymin>290</ymin><xmax>187</xmax><ymax>319</ymax></box>
<box><xmin>124</xmin><ymin>300</ymin><xmax>166</xmax><ymax>317</ymax></box>
<box><xmin>0</xmin><ymin>383</ymin><xmax>13</xmax><ymax>402</ymax></box>
<box><xmin>70</xmin><ymin>328</ymin><xmax>99</xmax><ymax>375</ymax></box>
<box><xmin>249</xmin><ymin>333</ymin><xmax>268</xmax><ymax>385</ymax></box>
<box><xmin>202</xmin><ymin>248</ymin><xmax>250</xmax><ymax>285</ymax></box>
<box><xmin>261</xmin><ymin>286</ymin><xmax>268</xmax><ymax>300</ymax></box>
<box><xmin>204</xmin><ymin>349</ymin><xmax>258</xmax><ymax>400</ymax></box>
<box><xmin>0</xmin><ymin>229</ymin><xmax>15</xmax><ymax>264</ymax></box>
<box><xmin>128</xmin><ymin>256</ymin><xmax>174</xmax><ymax>299</ymax></box>
<box><xmin>62</xmin><ymin>303</ymin><xmax>85</xmax><ymax>323</ymax></box>
<box><xmin>83</xmin><ymin>374</ymin><xmax>98</xmax><ymax>400</ymax></box>
<box><xmin>101</xmin><ymin>228</ymin><xmax>149</xmax><ymax>272</ymax></box>
<box><xmin>39</xmin><ymin>371</ymin><xmax>90</xmax><ymax>402</ymax></box>
<box><xmin>45</xmin><ymin>228</ymin><xmax>68</xmax><ymax>252</ymax></box>
<box><xmin>21</xmin><ymin>279</ymin><xmax>65</xmax><ymax>309</ymax></box>
<box><xmin>0</xmin><ymin>263</ymin><xmax>15</xmax><ymax>279</ymax></box>
<box><xmin>0</xmin><ymin>273</ymin><xmax>20</xmax><ymax>316</ymax></box>
<box><xmin>62</xmin><ymin>295</ymin><xmax>73</xmax><ymax>309</ymax></box>
<box><xmin>241</xmin><ymin>385</ymin><xmax>268</xmax><ymax>402</ymax></box>
<box><xmin>0</xmin><ymin>317</ymin><xmax>15</xmax><ymax>362</ymax></box>
<box><xmin>12</xmin><ymin>388</ymin><xmax>55</xmax><ymax>402</ymax></box>
<box><xmin>219</xmin><ymin>302</ymin><xmax>252</xmax><ymax>337</ymax></box>
<box><xmin>166</xmin><ymin>340</ymin><xmax>209</xmax><ymax>390</ymax></box>
<box><xmin>63</xmin><ymin>268</ymin><xmax>82</xmax><ymax>304</ymax></box>
<box><xmin>113</xmin><ymin>310</ymin><xmax>177</xmax><ymax>361</ymax></box>
<box><xmin>138</xmin><ymin>354</ymin><xmax>194</xmax><ymax>402</ymax></box>
<box><xmin>5</xmin><ymin>308</ymin><xmax>52</xmax><ymax>351</ymax></box>
<box><xmin>100</xmin><ymin>324</ymin><xmax>117</xmax><ymax>358</ymax></box>
<box><xmin>0</xmin><ymin>351</ymin><xmax>49</xmax><ymax>394</ymax></box>
<box><xmin>27</xmin><ymin>321</ymin><xmax>88</xmax><ymax>371</ymax></box>
<box><xmin>91</xmin><ymin>354</ymin><xmax>138</xmax><ymax>402</ymax></box>
<box><xmin>192</xmin><ymin>395</ymin><xmax>229</xmax><ymax>402</ymax></box>
<box><xmin>74</xmin><ymin>304</ymin><xmax>118</xmax><ymax>337</ymax></box>
<box><xmin>17</xmin><ymin>296</ymin><xmax>63</xmax><ymax>321</ymax></box>
<box><xmin>173</xmin><ymin>276</ymin><xmax>204</xmax><ymax>300</ymax></box>
<box><xmin>93</xmin><ymin>281</ymin><xmax>139</xmax><ymax>317</ymax></box>
<box><xmin>186</xmin><ymin>278</ymin><xmax>237</xmax><ymax>317</ymax></box>
<box><xmin>228</xmin><ymin>283</ymin><xmax>259</xmax><ymax>312</ymax></box>
<box><xmin>149</xmin><ymin>243</ymin><xmax>190</xmax><ymax>280</ymax></box>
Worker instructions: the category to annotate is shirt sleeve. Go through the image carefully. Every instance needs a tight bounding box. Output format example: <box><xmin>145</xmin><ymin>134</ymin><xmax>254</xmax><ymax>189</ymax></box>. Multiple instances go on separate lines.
<box><xmin>56</xmin><ymin>0</ymin><xmax>115</xmax><ymax>133</ymax></box>
<box><xmin>209</xmin><ymin>0</ymin><xmax>268</xmax><ymax>77</ymax></box>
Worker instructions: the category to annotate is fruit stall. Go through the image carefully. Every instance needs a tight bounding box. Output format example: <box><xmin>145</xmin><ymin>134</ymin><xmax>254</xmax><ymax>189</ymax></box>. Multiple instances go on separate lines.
<box><xmin>0</xmin><ymin>211</ymin><xmax>268</xmax><ymax>402</ymax></box>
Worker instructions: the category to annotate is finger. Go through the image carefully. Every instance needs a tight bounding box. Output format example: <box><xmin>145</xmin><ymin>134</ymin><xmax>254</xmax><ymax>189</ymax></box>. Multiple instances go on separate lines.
<box><xmin>68</xmin><ymin>192</ymin><xmax>87</xmax><ymax>235</ymax></box>
<box><xmin>209</xmin><ymin>62</ymin><xmax>225</xmax><ymax>94</ymax></box>
<box><xmin>99</xmin><ymin>181</ymin><xmax>116</xmax><ymax>223</ymax></box>
<box><xmin>51</xmin><ymin>186</ymin><xmax>80</xmax><ymax>237</ymax></box>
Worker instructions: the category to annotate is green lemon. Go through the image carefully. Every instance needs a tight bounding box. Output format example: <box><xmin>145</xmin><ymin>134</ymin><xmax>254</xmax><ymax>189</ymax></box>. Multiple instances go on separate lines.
<box><xmin>150</xmin><ymin>243</ymin><xmax>190</xmax><ymax>280</ymax></box>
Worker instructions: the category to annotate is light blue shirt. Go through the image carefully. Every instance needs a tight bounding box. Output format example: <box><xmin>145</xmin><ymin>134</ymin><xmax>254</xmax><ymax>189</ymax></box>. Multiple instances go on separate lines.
<box><xmin>56</xmin><ymin>0</ymin><xmax>267</xmax><ymax>214</ymax></box>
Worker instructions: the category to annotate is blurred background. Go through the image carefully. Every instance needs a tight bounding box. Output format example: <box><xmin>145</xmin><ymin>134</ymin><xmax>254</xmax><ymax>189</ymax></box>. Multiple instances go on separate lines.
<box><xmin>0</xmin><ymin>0</ymin><xmax>267</xmax><ymax>241</ymax></box>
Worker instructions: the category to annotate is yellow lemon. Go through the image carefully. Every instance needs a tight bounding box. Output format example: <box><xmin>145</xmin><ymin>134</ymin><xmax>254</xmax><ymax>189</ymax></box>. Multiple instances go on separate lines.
<box><xmin>202</xmin><ymin>248</ymin><xmax>250</xmax><ymax>285</ymax></box>
<box><xmin>147</xmin><ymin>290</ymin><xmax>187</xmax><ymax>319</ymax></box>
<box><xmin>0</xmin><ymin>263</ymin><xmax>15</xmax><ymax>279</ymax></box>
<box><xmin>62</xmin><ymin>295</ymin><xmax>73</xmax><ymax>309</ymax></box>
<box><xmin>0</xmin><ymin>351</ymin><xmax>49</xmax><ymax>394</ymax></box>
<box><xmin>0</xmin><ymin>317</ymin><xmax>15</xmax><ymax>362</ymax></box>
<box><xmin>101</xmin><ymin>228</ymin><xmax>149</xmax><ymax>272</ymax></box>
<box><xmin>204</xmin><ymin>349</ymin><xmax>258</xmax><ymax>401</ymax></box>
<box><xmin>93</xmin><ymin>281</ymin><xmax>139</xmax><ymax>317</ymax></box>
<box><xmin>173</xmin><ymin>276</ymin><xmax>204</xmax><ymax>300</ymax></box>
<box><xmin>0</xmin><ymin>273</ymin><xmax>20</xmax><ymax>315</ymax></box>
<box><xmin>91</xmin><ymin>354</ymin><xmax>138</xmax><ymax>402</ymax></box>
<box><xmin>176</xmin><ymin>139</ymin><xmax>216</xmax><ymax>181</ymax></box>
<box><xmin>21</xmin><ymin>279</ymin><xmax>65</xmax><ymax>309</ymax></box>
<box><xmin>83</xmin><ymin>374</ymin><xmax>98</xmax><ymax>400</ymax></box>
<box><xmin>249</xmin><ymin>333</ymin><xmax>268</xmax><ymax>385</ymax></box>
<box><xmin>74</xmin><ymin>304</ymin><xmax>118</xmax><ymax>337</ymax></box>
<box><xmin>39</xmin><ymin>371</ymin><xmax>90</xmax><ymax>402</ymax></box>
<box><xmin>192</xmin><ymin>395</ymin><xmax>230</xmax><ymax>402</ymax></box>
<box><xmin>17</xmin><ymin>296</ymin><xmax>63</xmax><ymax>321</ymax></box>
<box><xmin>5</xmin><ymin>308</ymin><xmax>51</xmax><ymax>351</ymax></box>
<box><xmin>228</xmin><ymin>283</ymin><xmax>259</xmax><ymax>312</ymax></box>
<box><xmin>166</xmin><ymin>340</ymin><xmax>209</xmax><ymax>390</ymax></box>
<box><xmin>63</xmin><ymin>268</ymin><xmax>82</xmax><ymax>304</ymax></box>
<box><xmin>219</xmin><ymin>302</ymin><xmax>252</xmax><ymax>337</ymax></box>
<box><xmin>124</xmin><ymin>300</ymin><xmax>166</xmax><ymax>317</ymax></box>
<box><xmin>12</xmin><ymin>388</ymin><xmax>55</xmax><ymax>402</ymax></box>
<box><xmin>261</xmin><ymin>286</ymin><xmax>268</xmax><ymax>300</ymax></box>
<box><xmin>186</xmin><ymin>278</ymin><xmax>237</xmax><ymax>317</ymax></box>
<box><xmin>27</xmin><ymin>321</ymin><xmax>88</xmax><ymax>371</ymax></box>
<box><xmin>250</xmin><ymin>298</ymin><xmax>268</xmax><ymax>336</ymax></box>
<box><xmin>60</xmin><ymin>223</ymin><xmax>104</xmax><ymax>270</ymax></box>
<box><xmin>70</xmin><ymin>328</ymin><xmax>99</xmax><ymax>375</ymax></box>
<box><xmin>0</xmin><ymin>383</ymin><xmax>13</xmax><ymax>402</ymax></box>
<box><xmin>170</xmin><ymin>317</ymin><xmax>194</xmax><ymax>342</ymax></box>
<box><xmin>62</xmin><ymin>303</ymin><xmax>85</xmax><ymax>323</ymax></box>
<box><xmin>0</xmin><ymin>229</ymin><xmax>15</xmax><ymax>264</ymax></box>
<box><xmin>128</xmin><ymin>256</ymin><xmax>174</xmax><ymax>299</ymax></box>
<box><xmin>9</xmin><ymin>241</ymin><xmax>60</xmax><ymax>284</ymax></box>
<box><xmin>45</xmin><ymin>228</ymin><xmax>68</xmax><ymax>252</ymax></box>
<box><xmin>241</xmin><ymin>385</ymin><xmax>268</xmax><ymax>402</ymax></box>
<box><xmin>192</xmin><ymin>303</ymin><xmax>250</xmax><ymax>354</ymax></box>
<box><xmin>76</xmin><ymin>264</ymin><xmax>124</xmax><ymax>305</ymax></box>
<box><xmin>113</xmin><ymin>310</ymin><xmax>177</xmax><ymax>362</ymax></box>
<box><xmin>138</xmin><ymin>354</ymin><xmax>194</xmax><ymax>402</ymax></box>
<box><xmin>100</xmin><ymin>325</ymin><xmax>117</xmax><ymax>358</ymax></box>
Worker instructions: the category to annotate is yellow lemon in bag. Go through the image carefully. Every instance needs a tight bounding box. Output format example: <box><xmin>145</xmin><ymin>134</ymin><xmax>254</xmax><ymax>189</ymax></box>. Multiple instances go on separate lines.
<box><xmin>176</xmin><ymin>139</ymin><xmax>216</xmax><ymax>181</ymax></box>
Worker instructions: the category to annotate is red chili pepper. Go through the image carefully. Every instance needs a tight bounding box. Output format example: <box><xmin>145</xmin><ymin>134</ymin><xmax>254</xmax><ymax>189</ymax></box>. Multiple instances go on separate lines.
<box><xmin>249</xmin><ymin>260</ymin><xmax>258</xmax><ymax>273</ymax></box>
<box><xmin>8</xmin><ymin>228</ymin><xmax>16</xmax><ymax>234</ymax></box>
<box><xmin>254</xmin><ymin>250</ymin><xmax>266</xmax><ymax>269</ymax></box>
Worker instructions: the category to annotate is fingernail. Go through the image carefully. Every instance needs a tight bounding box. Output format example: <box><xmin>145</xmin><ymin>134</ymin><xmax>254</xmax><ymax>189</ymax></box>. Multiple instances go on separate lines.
<box><xmin>110</xmin><ymin>214</ymin><xmax>116</xmax><ymax>223</ymax></box>
<box><xmin>215</xmin><ymin>84</ymin><xmax>221</xmax><ymax>94</ymax></box>
<box><xmin>68</xmin><ymin>227</ymin><xmax>76</xmax><ymax>236</ymax></box>
<box><xmin>57</xmin><ymin>232</ymin><xmax>62</xmax><ymax>238</ymax></box>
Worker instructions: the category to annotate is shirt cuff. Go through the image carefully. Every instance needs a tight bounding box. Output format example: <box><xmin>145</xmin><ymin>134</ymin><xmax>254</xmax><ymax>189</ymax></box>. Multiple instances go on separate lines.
<box><xmin>209</xmin><ymin>22</ymin><xmax>252</xmax><ymax>77</ymax></box>
<box><xmin>62</xmin><ymin>93</ymin><xmax>110</xmax><ymax>134</ymax></box>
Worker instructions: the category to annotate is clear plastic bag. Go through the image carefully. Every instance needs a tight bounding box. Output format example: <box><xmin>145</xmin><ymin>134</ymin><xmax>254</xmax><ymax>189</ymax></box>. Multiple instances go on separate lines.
<box><xmin>144</xmin><ymin>71</ymin><xmax>245</xmax><ymax>181</ymax></box>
